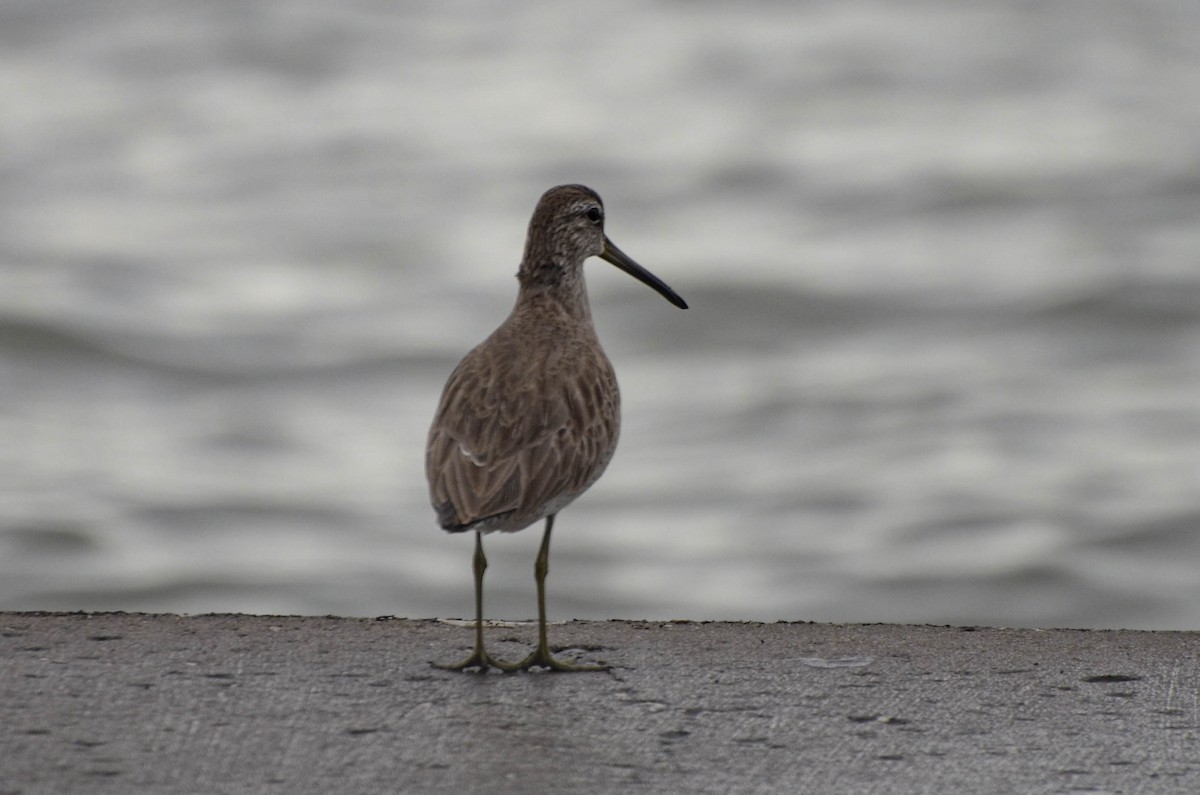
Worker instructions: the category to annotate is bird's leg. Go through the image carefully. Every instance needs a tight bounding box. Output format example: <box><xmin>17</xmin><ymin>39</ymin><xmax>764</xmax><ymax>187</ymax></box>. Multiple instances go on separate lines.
<box><xmin>434</xmin><ymin>531</ymin><xmax>515</xmax><ymax>672</ymax></box>
<box><xmin>509</xmin><ymin>515</ymin><xmax>608</xmax><ymax>672</ymax></box>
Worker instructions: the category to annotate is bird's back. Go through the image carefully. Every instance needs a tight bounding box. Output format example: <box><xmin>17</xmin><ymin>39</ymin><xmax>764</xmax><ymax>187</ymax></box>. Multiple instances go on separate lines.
<box><xmin>426</xmin><ymin>302</ymin><xmax>620</xmax><ymax>534</ymax></box>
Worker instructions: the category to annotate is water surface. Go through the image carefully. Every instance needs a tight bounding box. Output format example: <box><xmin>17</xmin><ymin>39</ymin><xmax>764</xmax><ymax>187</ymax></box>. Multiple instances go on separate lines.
<box><xmin>3</xmin><ymin>1</ymin><xmax>1199</xmax><ymax>629</ymax></box>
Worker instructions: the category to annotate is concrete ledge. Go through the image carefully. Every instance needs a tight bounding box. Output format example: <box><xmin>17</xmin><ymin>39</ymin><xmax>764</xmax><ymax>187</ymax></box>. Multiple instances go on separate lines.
<box><xmin>2</xmin><ymin>612</ymin><xmax>1199</xmax><ymax>794</ymax></box>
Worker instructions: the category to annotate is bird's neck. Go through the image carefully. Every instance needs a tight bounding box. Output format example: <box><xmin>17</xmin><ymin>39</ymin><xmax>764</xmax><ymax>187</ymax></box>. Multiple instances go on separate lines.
<box><xmin>513</xmin><ymin>276</ymin><xmax>595</xmax><ymax>329</ymax></box>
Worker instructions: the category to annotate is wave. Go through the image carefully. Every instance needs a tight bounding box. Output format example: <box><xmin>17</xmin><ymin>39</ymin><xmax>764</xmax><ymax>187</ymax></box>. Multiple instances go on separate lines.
<box><xmin>1020</xmin><ymin>279</ymin><xmax>1200</xmax><ymax>328</ymax></box>
<box><xmin>0</xmin><ymin>313</ymin><xmax>451</xmax><ymax>380</ymax></box>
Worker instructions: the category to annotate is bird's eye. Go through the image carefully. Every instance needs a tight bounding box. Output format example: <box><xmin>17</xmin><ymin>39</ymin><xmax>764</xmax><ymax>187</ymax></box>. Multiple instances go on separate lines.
<box><xmin>585</xmin><ymin>207</ymin><xmax>602</xmax><ymax>224</ymax></box>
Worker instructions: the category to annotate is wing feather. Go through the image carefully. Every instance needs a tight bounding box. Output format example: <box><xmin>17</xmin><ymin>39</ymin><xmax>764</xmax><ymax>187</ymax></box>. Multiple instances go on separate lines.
<box><xmin>426</xmin><ymin>327</ymin><xmax>619</xmax><ymax>532</ymax></box>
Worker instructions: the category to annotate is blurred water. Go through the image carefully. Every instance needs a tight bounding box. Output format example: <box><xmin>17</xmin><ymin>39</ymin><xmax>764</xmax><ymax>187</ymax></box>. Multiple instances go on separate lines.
<box><xmin>2</xmin><ymin>1</ymin><xmax>1199</xmax><ymax>629</ymax></box>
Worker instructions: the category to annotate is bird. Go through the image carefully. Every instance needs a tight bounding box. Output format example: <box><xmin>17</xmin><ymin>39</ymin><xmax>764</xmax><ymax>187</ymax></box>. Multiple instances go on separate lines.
<box><xmin>426</xmin><ymin>184</ymin><xmax>687</xmax><ymax>672</ymax></box>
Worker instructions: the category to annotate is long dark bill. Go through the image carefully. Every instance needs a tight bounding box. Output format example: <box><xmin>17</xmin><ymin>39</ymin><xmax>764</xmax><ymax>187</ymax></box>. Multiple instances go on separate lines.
<box><xmin>600</xmin><ymin>237</ymin><xmax>688</xmax><ymax>310</ymax></box>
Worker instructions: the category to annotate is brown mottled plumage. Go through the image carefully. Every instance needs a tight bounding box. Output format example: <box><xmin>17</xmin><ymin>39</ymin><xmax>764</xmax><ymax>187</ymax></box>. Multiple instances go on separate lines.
<box><xmin>427</xmin><ymin>184</ymin><xmax>686</xmax><ymax>672</ymax></box>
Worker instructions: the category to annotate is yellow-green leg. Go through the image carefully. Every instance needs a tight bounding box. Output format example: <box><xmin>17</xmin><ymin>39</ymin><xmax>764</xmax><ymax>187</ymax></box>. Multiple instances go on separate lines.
<box><xmin>509</xmin><ymin>515</ymin><xmax>609</xmax><ymax>672</ymax></box>
<box><xmin>434</xmin><ymin>531</ymin><xmax>517</xmax><ymax>672</ymax></box>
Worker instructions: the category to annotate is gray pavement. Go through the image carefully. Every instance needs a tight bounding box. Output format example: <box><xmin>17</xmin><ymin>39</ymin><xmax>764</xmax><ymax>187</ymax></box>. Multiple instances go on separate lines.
<box><xmin>2</xmin><ymin>612</ymin><xmax>1199</xmax><ymax>794</ymax></box>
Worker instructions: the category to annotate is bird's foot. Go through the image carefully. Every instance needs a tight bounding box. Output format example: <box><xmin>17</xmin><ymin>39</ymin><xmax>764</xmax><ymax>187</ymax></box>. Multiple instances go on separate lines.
<box><xmin>506</xmin><ymin>646</ymin><xmax>609</xmax><ymax>673</ymax></box>
<box><xmin>432</xmin><ymin>648</ymin><xmax>517</xmax><ymax>673</ymax></box>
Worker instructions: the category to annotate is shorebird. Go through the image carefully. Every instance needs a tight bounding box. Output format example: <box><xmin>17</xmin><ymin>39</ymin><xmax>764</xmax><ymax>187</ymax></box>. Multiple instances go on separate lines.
<box><xmin>427</xmin><ymin>184</ymin><xmax>687</xmax><ymax>672</ymax></box>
